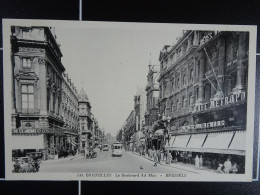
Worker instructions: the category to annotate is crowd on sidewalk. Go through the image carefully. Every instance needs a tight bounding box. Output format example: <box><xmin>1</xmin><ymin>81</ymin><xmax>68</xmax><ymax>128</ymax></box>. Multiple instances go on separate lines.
<box><xmin>129</xmin><ymin>145</ymin><xmax>242</xmax><ymax>174</ymax></box>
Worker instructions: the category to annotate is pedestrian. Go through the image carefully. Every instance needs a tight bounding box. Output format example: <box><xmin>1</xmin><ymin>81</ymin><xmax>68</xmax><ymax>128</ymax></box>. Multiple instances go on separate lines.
<box><xmin>84</xmin><ymin>147</ymin><xmax>89</xmax><ymax>158</ymax></box>
<box><xmin>223</xmin><ymin>157</ymin><xmax>232</xmax><ymax>174</ymax></box>
<box><xmin>199</xmin><ymin>155</ymin><xmax>203</xmax><ymax>169</ymax></box>
<box><xmin>152</xmin><ymin>147</ymin><xmax>158</xmax><ymax>167</ymax></box>
<box><xmin>231</xmin><ymin>162</ymin><xmax>238</xmax><ymax>174</ymax></box>
<box><xmin>195</xmin><ymin>155</ymin><xmax>200</xmax><ymax>169</ymax></box>
<box><xmin>157</xmin><ymin>149</ymin><xmax>161</xmax><ymax>163</ymax></box>
<box><xmin>216</xmin><ymin>164</ymin><xmax>224</xmax><ymax>173</ymax></box>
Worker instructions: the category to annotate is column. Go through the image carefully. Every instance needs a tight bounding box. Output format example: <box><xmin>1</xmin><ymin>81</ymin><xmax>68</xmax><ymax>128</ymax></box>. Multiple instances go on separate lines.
<box><xmin>235</xmin><ymin>32</ymin><xmax>247</xmax><ymax>92</ymax></box>
<box><xmin>38</xmin><ymin>58</ymin><xmax>48</xmax><ymax>115</ymax></box>
<box><xmin>197</xmin><ymin>54</ymin><xmax>205</xmax><ymax>103</ymax></box>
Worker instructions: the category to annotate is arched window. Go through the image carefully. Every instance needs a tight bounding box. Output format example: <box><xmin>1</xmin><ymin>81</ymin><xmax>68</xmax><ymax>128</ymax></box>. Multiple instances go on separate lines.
<box><xmin>183</xmin><ymin>74</ymin><xmax>187</xmax><ymax>86</ymax></box>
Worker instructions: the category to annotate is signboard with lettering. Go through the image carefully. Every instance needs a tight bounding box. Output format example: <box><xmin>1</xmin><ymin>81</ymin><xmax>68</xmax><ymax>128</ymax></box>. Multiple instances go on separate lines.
<box><xmin>194</xmin><ymin>92</ymin><xmax>246</xmax><ymax>112</ymax></box>
<box><xmin>12</xmin><ymin>128</ymin><xmax>64</xmax><ymax>134</ymax></box>
<box><xmin>182</xmin><ymin>120</ymin><xmax>225</xmax><ymax>131</ymax></box>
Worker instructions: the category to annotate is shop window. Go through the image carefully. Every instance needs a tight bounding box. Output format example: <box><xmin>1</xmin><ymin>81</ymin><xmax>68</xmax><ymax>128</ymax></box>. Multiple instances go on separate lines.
<box><xmin>21</xmin><ymin>84</ymin><xmax>34</xmax><ymax>110</ymax></box>
<box><xmin>22</xmin><ymin>58</ymin><xmax>32</xmax><ymax>70</ymax></box>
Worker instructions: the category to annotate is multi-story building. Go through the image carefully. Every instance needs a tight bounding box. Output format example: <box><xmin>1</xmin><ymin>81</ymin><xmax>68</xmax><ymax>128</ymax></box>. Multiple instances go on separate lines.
<box><xmin>123</xmin><ymin>110</ymin><xmax>135</xmax><ymax>151</ymax></box>
<box><xmin>78</xmin><ymin>88</ymin><xmax>93</xmax><ymax>151</ymax></box>
<box><xmin>61</xmin><ymin>73</ymin><xmax>79</xmax><ymax>151</ymax></box>
<box><xmin>133</xmin><ymin>87</ymin><xmax>146</xmax><ymax>148</ymax></box>
<box><xmin>157</xmin><ymin>30</ymin><xmax>248</xmax><ymax>172</ymax></box>
<box><xmin>10</xmin><ymin>26</ymin><xmax>74</xmax><ymax>159</ymax></box>
<box><xmin>144</xmin><ymin>64</ymin><xmax>160</xmax><ymax>149</ymax></box>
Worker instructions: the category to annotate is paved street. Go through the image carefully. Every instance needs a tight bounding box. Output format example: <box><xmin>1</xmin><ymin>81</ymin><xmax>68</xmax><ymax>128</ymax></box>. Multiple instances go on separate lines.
<box><xmin>40</xmin><ymin>150</ymin><xmax>193</xmax><ymax>173</ymax></box>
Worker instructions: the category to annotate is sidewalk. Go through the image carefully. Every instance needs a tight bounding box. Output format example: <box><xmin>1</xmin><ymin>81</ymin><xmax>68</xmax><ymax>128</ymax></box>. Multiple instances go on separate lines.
<box><xmin>129</xmin><ymin>151</ymin><xmax>217</xmax><ymax>174</ymax></box>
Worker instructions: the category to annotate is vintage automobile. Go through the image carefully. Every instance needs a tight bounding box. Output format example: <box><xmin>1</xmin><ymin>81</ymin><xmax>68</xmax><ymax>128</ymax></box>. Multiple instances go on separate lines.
<box><xmin>102</xmin><ymin>144</ymin><xmax>109</xmax><ymax>151</ymax></box>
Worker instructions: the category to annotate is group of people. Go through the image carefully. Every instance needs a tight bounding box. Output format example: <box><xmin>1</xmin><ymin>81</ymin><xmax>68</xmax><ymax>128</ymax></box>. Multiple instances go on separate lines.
<box><xmin>216</xmin><ymin>157</ymin><xmax>239</xmax><ymax>174</ymax></box>
<box><xmin>147</xmin><ymin>147</ymin><xmax>172</xmax><ymax>166</ymax></box>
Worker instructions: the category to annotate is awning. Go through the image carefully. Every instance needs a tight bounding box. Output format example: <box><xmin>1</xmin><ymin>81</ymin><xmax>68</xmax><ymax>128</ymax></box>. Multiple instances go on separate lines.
<box><xmin>187</xmin><ymin>134</ymin><xmax>207</xmax><ymax>148</ymax></box>
<box><xmin>202</xmin><ymin>131</ymin><xmax>234</xmax><ymax>149</ymax></box>
<box><xmin>166</xmin><ymin>147</ymin><xmax>245</xmax><ymax>155</ymax></box>
<box><xmin>228</xmin><ymin>131</ymin><xmax>246</xmax><ymax>150</ymax></box>
<box><xmin>171</xmin><ymin>135</ymin><xmax>191</xmax><ymax>148</ymax></box>
<box><xmin>154</xmin><ymin>129</ymin><xmax>164</xmax><ymax>136</ymax></box>
<box><xmin>12</xmin><ymin>134</ymin><xmax>44</xmax><ymax>150</ymax></box>
<box><xmin>166</xmin><ymin>131</ymin><xmax>245</xmax><ymax>156</ymax></box>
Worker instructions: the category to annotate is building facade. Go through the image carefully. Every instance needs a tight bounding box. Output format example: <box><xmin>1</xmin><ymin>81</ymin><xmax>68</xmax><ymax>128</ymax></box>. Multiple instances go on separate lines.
<box><xmin>157</xmin><ymin>30</ymin><xmax>248</xmax><ymax>173</ymax></box>
<box><xmin>78</xmin><ymin>88</ymin><xmax>93</xmax><ymax>151</ymax></box>
<box><xmin>144</xmin><ymin>64</ymin><xmax>160</xmax><ymax>149</ymax></box>
<box><xmin>123</xmin><ymin>110</ymin><xmax>136</xmax><ymax>151</ymax></box>
<box><xmin>11</xmin><ymin>26</ymin><xmax>78</xmax><ymax>159</ymax></box>
<box><xmin>133</xmin><ymin>87</ymin><xmax>146</xmax><ymax>149</ymax></box>
<box><xmin>61</xmin><ymin>73</ymin><xmax>79</xmax><ymax>151</ymax></box>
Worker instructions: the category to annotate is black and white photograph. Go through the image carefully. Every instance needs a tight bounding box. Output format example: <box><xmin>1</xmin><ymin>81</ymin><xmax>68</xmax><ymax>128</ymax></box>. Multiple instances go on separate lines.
<box><xmin>3</xmin><ymin>19</ymin><xmax>257</xmax><ymax>181</ymax></box>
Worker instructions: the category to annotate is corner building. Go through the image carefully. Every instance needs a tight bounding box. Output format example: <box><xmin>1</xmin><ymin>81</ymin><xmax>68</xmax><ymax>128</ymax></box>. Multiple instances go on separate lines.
<box><xmin>158</xmin><ymin>31</ymin><xmax>249</xmax><ymax>173</ymax></box>
<box><xmin>11</xmin><ymin>26</ymin><xmax>79</xmax><ymax>159</ymax></box>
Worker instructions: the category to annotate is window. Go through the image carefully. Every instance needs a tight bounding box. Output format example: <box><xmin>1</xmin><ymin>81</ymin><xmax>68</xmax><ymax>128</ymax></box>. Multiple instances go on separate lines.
<box><xmin>183</xmin><ymin>74</ymin><xmax>187</xmax><ymax>86</ymax></box>
<box><xmin>189</xmin><ymin>93</ymin><xmax>193</xmax><ymax>105</ymax></box>
<box><xmin>190</xmin><ymin>69</ymin><xmax>194</xmax><ymax>83</ymax></box>
<box><xmin>22</xmin><ymin>58</ymin><xmax>32</xmax><ymax>69</ymax></box>
<box><xmin>177</xmin><ymin>78</ymin><xmax>180</xmax><ymax>88</ymax></box>
<box><xmin>172</xmin><ymin>78</ymin><xmax>175</xmax><ymax>93</ymax></box>
<box><xmin>182</xmin><ymin>96</ymin><xmax>185</xmax><ymax>108</ymax></box>
<box><xmin>21</xmin><ymin>85</ymin><xmax>34</xmax><ymax>110</ymax></box>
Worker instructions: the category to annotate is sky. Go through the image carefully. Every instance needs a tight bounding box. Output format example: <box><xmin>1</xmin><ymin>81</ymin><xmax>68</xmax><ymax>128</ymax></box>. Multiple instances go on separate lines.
<box><xmin>54</xmin><ymin>24</ymin><xmax>183</xmax><ymax>136</ymax></box>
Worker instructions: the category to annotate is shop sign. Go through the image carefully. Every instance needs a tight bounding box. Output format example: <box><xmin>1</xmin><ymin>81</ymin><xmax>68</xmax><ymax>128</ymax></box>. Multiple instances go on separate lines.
<box><xmin>182</xmin><ymin>120</ymin><xmax>225</xmax><ymax>130</ymax></box>
<box><xmin>194</xmin><ymin>92</ymin><xmax>246</xmax><ymax>112</ymax></box>
<box><xmin>12</xmin><ymin>128</ymin><xmax>64</xmax><ymax>134</ymax></box>
<box><xmin>12</xmin><ymin>129</ymin><xmax>50</xmax><ymax>134</ymax></box>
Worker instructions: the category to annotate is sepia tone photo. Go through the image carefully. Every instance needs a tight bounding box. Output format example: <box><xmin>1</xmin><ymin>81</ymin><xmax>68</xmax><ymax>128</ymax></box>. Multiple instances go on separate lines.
<box><xmin>3</xmin><ymin>19</ymin><xmax>257</xmax><ymax>181</ymax></box>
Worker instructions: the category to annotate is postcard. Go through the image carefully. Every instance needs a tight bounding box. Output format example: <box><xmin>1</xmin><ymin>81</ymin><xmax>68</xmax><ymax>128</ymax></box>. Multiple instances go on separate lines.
<box><xmin>3</xmin><ymin>19</ymin><xmax>257</xmax><ymax>181</ymax></box>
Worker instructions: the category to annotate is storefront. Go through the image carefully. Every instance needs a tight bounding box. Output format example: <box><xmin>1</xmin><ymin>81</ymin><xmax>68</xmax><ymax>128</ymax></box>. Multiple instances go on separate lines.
<box><xmin>166</xmin><ymin>130</ymin><xmax>246</xmax><ymax>173</ymax></box>
<box><xmin>12</xmin><ymin>127</ymin><xmax>66</xmax><ymax>160</ymax></box>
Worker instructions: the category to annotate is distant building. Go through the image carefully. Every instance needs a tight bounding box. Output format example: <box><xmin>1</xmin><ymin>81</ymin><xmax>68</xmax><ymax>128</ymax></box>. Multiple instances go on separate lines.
<box><xmin>144</xmin><ymin>65</ymin><xmax>160</xmax><ymax>149</ymax></box>
<box><xmin>78</xmin><ymin>88</ymin><xmax>93</xmax><ymax>150</ymax></box>
<box><xmin>133</xmin><ymin>87</ymin><xmax>146</xmax><ymax>148</ymax></box>
<box><xmin>123</xmin><ymin>110</ymin><xmax>135</xmax><ymax>151</ymax></box>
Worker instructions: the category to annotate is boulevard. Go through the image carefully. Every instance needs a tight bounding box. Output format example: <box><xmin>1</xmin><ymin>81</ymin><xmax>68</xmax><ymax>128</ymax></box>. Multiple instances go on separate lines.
<box><xmin>40</xmin><ymin>150</ymin><xmax>192</xmax><ymax>174</ymax></box>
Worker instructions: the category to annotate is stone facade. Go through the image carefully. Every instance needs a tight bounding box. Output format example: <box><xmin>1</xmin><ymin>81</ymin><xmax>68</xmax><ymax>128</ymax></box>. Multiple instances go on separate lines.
<box><xmin>10</xmin><ymin>26</ymin><xmax>83</xmax><ymax>159</ymax></box>
<box><xmin>78</xmin><ymin>88</ymin><xmax>93</xmax><ymax>150</ymax></box>
<box><xmin>156</xmin><ymin>30</ymin><xmax>248</xmax><ymax>161</ymax></box>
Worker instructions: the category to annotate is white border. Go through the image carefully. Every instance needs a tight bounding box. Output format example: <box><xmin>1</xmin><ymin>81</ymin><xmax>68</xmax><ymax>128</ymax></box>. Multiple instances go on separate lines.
<box><xmin>2</xmin><ymin>19</ymin><xmax>257</xmax><ymax>181</ymax></box>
